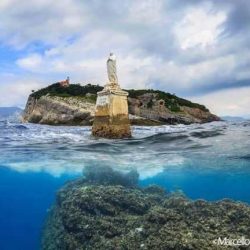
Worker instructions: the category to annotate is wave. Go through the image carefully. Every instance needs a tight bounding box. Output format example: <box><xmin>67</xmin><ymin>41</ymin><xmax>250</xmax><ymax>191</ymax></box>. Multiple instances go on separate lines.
<box><xmin>243</xmin><ymin>121</ymin><xmax>250</xmax><ymax>127</ymax></box>
<box><xmin>139</xmin><ymin>132</ymin><xmax>190</xmax><ymax>143</ymax></box>
<box><xmin>13</xmin><ymin>124</ymin><xmax>28</xmax><ymax>130</ymax></box>
<box><xmin>229</xmin><ymin>154</ymin><xmax>250</xmax><ymax>161</ymax></box>
<box><xmin>190</xmin><ymin>129</ymin><xmax>224</xmax><ymax>138</ymax></box>
<box><xmin>0</xmin><ymin>120</ymin><xmax>249</xmax><ymax>178</ymax></box>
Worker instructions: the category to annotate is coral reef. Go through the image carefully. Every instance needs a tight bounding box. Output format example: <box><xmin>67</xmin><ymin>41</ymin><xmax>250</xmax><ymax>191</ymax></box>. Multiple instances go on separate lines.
<box><xmin>42</xmin><ymin>167</ymin><xmax>250</xmax><ymax>250</ymax></box>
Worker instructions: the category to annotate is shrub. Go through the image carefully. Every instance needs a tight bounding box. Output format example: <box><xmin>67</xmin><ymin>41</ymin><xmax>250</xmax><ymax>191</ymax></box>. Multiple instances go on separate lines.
<box><xmin>31</xmin><ymin>83</ymin><xmax>103</xmax><ymax>99</ymax></box>
<box><xmin>147</xmin><ymin>99</ymin><xmax>154</xmax><ymax>109</ymax></box>
<box><xmin>126</xmin><ymin>89</ymin><xmax>209</xmax><ymax>112</ymax></box>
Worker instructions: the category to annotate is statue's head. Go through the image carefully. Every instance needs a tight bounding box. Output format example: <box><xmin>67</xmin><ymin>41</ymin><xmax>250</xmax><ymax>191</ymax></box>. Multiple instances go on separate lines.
<box><xmin>108</xmin><ymin>52</ymin><xmax>116</xmax><ymax>62</ymax></box>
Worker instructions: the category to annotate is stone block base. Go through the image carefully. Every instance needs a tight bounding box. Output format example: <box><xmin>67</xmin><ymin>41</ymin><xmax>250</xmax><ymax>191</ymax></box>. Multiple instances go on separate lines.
<box><xmin>92</xmin><ymin>87</ymin><xmax>131</xmax><ymax>139</ymax></box>
<box><xmin>92</xmin><ymin>115</ymin><xmax>131</xmax><ymax>139</ymax></box>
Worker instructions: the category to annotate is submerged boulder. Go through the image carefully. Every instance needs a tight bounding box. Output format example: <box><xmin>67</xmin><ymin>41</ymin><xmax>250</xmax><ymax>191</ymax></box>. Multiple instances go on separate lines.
<box><xmin>42</xmin><ymin>167</ymin><xmax>250</xmax><ymax>250</ymax></box>
<box><xmin>83</xmin><ymin>165</ymin><xmax>139</xmax><ymax>187</ymax></box>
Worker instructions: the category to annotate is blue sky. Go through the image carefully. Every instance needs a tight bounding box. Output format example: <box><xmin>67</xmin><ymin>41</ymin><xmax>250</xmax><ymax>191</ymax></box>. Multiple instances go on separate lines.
<box><xmin>0</xmin><ymin>0</ymin><xmax>249</xmax><ymax>117</ymax></box>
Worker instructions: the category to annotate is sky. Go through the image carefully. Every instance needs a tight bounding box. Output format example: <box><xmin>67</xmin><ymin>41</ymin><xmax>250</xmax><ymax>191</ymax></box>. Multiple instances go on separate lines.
<box><xmin>0</xmin><ymin>0</ymin><xmax>249</xmax><ymax>117</ymax></box>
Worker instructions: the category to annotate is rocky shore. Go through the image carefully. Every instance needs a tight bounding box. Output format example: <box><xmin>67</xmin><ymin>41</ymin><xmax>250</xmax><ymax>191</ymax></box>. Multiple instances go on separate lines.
<box><xmin>22</xmin><ymin>83</ymin><xmax>220</xmax><ymax>126</ymax></box>
<box><xmin>42</xmin><ymin>166</ymin><xmax>250</xmax><ymax>250</ymax></box>
<box><xmin>22</xmin><ymin>95</ymin><xmax>96</xmax><ymax>125</ymax></box>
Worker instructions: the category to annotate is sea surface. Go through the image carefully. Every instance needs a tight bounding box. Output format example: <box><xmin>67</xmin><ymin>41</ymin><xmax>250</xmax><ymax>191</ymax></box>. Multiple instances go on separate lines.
<box><xmin>0</xmin><ymin>119</ymin><xmax>250</xmax><ymax>249</ymax></box>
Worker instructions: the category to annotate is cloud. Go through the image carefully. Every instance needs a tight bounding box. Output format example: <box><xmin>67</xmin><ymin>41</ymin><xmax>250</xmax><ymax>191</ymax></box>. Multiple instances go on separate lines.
<box><xmin>0</xmin><ymin>74</ymin><xmax>44</xmax><ymax>107</ymax></box>
<box><xmin>189</xmin><ymin>86</ymin><xmax>250</xmax><ymax>117</ymax></box>
<box><xmin>223</xmin><ymin>0</ymin><xmax>250</xmax><ymax>35</ymax></box>
<box><xmin>174</xmin><ymin>5</ymin><xmax>226</xmax><ymax>50</ymax></box>
<box><xmin>16</xmin><ymin>54</ymin><xmax>43</xmax><ymax>70</ymax></box>
<box><xmin>0</xmin><ymin>0</ymin><xmax>87</xmax><ymax>48</ymax></box>
<box><xmin>127</xmin><ymin>0</ymin><xmax>165</xmax><ymax>24</ymax></box>
<box><xmin>0</xmin><ymin>0</ymin><xmax>250</xmax><ymax>116</ymax></box>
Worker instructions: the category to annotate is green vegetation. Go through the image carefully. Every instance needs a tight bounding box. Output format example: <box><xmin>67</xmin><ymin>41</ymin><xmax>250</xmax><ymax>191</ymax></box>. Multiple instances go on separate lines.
<box><xmin>126</xmin><ymin>89</ymin><xmax>208</xmax><ymax>112</ymax></box>
<box><xmin>31</xmin><ymin>83</ymin><xmax>209</xmax><ymax>112</ymax></box>
<box><xmin>31</xmin><ymin>83</ymin><xmax>103</xmax><ymax>99</ymax></box>
<box><xmin>147</xmin><ymin>99</ymin><xmax>154</xmax><ymax>109</ymax></box>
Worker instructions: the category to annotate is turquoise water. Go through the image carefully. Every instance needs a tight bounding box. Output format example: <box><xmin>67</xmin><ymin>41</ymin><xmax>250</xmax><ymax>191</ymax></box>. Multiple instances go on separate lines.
<box><xmin>0</xmin><ymin>120</ymin><xmax>250</xmax><ymax>249</ymax></box>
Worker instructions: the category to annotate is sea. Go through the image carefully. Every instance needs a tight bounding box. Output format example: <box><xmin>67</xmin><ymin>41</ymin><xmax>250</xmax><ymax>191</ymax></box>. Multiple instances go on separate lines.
<box><xmin>0</xmin><ymin>119</ymin><xmax>250</xmax><ymax>250</ymax></box>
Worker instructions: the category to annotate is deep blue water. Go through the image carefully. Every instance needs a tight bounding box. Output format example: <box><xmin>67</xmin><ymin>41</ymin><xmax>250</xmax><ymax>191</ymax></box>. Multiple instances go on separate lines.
<box><xmin>0</xmin><ymin>120</ymin><xmax>250</xmax><ymax>249</ymax></box>
<box><xmin>141</xmin><ymin>168</ymin><xmax>250</xmax><ymax>202</ymax></box>
<box><xmin>0</xmin><ymin>168</ymin><xmax>72</xmax><ymax>250</ymax></box>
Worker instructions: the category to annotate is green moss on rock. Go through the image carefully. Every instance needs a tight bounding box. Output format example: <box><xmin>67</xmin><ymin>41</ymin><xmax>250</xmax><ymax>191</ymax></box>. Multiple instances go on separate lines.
<box><xmin>42</xmin><ymin>166</ymin><xmax>250</xmax><ymax>250</ymax></box>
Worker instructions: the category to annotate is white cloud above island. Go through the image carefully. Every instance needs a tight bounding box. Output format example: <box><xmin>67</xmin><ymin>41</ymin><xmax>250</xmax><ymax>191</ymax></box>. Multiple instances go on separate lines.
<box><xmin>0</xmin><ymin>0</ymin><xmax>249</xmax><ymax>117</ymax></box>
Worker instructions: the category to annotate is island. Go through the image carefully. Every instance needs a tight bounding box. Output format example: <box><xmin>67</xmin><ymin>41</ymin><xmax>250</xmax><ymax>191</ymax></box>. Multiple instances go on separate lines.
<box><xmin>22</xmin><ymin>82</ymin><xmax>219</xmax><ymax>126</ymax></box>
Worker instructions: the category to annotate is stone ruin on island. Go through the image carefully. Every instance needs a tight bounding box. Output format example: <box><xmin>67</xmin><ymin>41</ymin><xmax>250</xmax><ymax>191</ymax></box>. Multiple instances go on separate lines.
<box><xmin>92</xmin><ymin>53</ymin><xmax>131</xmax><ymax>139</ymax></box>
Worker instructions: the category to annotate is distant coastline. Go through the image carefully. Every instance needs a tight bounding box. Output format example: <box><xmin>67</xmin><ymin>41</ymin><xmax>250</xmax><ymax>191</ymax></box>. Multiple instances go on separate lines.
<box><xmin>0</xmin><ymin>107</ymin><xmax>22</xmax><ymax>118</ymax></box>
<box><xmin>221</xmin><ymin>116</ymin><xmax>249</xmax><ymax>122</ymax></box>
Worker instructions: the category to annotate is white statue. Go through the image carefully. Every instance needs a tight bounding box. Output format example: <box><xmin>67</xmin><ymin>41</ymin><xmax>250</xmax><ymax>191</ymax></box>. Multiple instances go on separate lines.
<box><xmin>107</xmin><ymin>53</ymin><xmax>118</xmax><ymax>84</ymax></box>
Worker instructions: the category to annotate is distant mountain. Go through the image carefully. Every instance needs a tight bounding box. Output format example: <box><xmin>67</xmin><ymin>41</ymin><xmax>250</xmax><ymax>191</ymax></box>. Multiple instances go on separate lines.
<box><xmin>0</xmin><ymin>107</ymin><xmax>23</xmax><ymax>118</ymax></box>
<box><xmin>221</xmin><ymin>116</ymin><xmax>247</xmax><ymax>122</ymax></box>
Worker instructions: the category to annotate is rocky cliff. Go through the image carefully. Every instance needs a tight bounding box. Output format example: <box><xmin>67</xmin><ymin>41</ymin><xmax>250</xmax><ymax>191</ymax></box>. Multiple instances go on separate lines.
<box><xmin>22</xmin><ymin>83</ymin><xmax>220</xmax><ymax>125</ymax></box>
<box><xmin>22</xmin><ymin>95</ymin><xmax>95</xmax><ymax>125</ymax></box>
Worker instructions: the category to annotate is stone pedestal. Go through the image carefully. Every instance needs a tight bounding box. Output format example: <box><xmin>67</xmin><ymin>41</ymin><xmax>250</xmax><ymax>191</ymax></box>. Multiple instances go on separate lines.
<box><xmin>92</xmin><ymin>84</ymin><xmax>131</xmax><ymax>139</ymax></box>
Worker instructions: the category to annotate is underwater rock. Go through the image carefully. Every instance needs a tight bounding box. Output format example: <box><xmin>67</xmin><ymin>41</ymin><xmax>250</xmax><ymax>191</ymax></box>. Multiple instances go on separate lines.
<box><xmin>42</xmin><ymin>172</ymin><xmax>250</xmax><ymax>250</ymax></box>
<box><xmin>83</xmin><ymin>165</ymin><xmax>139</xmax><ymax>187</ymax></box>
